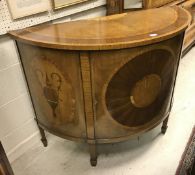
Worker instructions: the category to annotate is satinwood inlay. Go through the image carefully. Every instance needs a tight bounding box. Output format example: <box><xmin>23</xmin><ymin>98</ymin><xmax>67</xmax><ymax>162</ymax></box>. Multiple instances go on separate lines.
<box><xmin>130</xmin><ymin>74</ymin><xmax>162</xmax><ymax>108</ymax></box>
<box><xmin>9</xmin><ymin>6</ymin><xmax>190</xmax><ymax>50</ymax></box>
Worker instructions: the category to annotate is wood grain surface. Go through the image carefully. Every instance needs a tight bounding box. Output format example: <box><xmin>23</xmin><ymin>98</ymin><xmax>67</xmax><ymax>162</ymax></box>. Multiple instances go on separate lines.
<box><xmin>9</xmin><ymin>6</ymin><xmax>190</xmax><ymax>50</ymax></box>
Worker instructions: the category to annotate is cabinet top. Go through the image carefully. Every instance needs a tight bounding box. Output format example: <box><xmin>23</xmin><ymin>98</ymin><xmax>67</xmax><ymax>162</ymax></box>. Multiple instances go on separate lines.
<box><xmin>9</xmin><ymin>6</ymin><xmax>190</xmax><ymax>50</ymax></box>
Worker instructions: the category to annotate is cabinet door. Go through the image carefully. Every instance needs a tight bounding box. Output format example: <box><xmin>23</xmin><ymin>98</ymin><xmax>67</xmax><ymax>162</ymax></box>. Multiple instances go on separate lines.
<box><xmin>17</xmin><ymin>43</ymin><xmax>87</xmax><ymax>141</ymax></box>
<box><xmin>90</xmin><ymin>34</ymin><xmax>184</xmax><ymax>143</ymax></box>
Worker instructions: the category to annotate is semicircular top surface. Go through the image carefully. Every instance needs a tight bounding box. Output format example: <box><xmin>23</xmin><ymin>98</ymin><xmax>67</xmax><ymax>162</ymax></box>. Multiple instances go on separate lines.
<box><xmin>9</xmin><ymin>6</ymin><xmax>190</xmax><ymax>50</ymax></box>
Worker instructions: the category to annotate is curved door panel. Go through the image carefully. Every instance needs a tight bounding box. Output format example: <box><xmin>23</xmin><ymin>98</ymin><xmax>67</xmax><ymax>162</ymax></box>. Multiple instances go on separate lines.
<box><xmin>90</xmin><ymin>34</ymin><xmax>183</xmax><ymax>142</ymax></box>
<box><xmin>17</xmin><ymin>43</ymin><xmax>86</xmax><ymax>140</ymax></box>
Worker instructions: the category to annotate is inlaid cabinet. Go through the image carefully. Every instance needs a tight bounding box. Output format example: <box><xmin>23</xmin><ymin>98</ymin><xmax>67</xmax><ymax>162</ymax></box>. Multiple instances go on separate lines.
<box><xmin>9</xmin><ymin>6</ymin><xmax>190</xmax><ymax>166</ymax></box>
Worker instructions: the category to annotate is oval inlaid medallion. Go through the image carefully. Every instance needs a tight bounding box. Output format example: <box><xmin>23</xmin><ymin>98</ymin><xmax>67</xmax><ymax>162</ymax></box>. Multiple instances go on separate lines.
<box><xmin>130</xmin><ymin>74</ymin><xmax>162</xmax><ymax>108</ymax></box>
<box><xmin>105</xmin><ymin>49</ymin><xmax>174</xmax><ymax>127</ymax></box>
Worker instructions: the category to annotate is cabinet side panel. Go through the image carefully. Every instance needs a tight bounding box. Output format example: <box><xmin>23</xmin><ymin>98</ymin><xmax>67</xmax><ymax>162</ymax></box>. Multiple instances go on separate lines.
<box><xmin>17</xmin><ymin>43</ymin><xmax>86</xmax><ymax>140</ymax></box>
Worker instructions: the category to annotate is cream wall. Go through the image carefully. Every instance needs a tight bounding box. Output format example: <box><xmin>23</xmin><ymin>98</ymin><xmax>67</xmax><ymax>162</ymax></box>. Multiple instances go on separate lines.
<box><xmin>0</xmin><ymin>35</ymin><xmax>38</xmax><ymax>162</ymax></box>
<box><xmin>0</xmin><ymin>5</ymin><xmax>106</xmax><ymax>163</ymax></box>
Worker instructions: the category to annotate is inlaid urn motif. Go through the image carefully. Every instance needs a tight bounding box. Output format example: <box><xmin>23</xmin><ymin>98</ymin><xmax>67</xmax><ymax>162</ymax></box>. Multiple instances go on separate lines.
<box><xmin>31</xmin><ymin>57</ymin><xmax>76</xmax><ymax>124</ymax></box>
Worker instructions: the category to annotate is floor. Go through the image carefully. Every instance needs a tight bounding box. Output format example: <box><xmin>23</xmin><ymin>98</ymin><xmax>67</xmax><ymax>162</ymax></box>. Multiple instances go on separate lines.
<box><xmin>12</xmin><ymin>48</ymin><xmax>195</xmax><ymax>175</ymax></box>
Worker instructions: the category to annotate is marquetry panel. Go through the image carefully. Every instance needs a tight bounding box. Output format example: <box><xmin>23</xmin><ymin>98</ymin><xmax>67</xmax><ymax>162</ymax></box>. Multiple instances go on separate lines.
<box><xmin>17</xmin><ymin>43</ymin><xmax>86</xmax><ymax>139</ymax></box>
<box><xmin>90</xmin><ymin>34</ymin><xmax>184</xmax><ymax>142</ymax></box>
<box><xmin>105</xmin><ymin>49</ymin><xmax>174</xmax><ymax>127</ymax></box>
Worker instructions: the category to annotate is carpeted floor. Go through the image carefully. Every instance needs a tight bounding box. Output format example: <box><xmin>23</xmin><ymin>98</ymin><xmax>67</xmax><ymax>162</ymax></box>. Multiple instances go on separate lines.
<box><xmin>176</xmin><ymin>126</ymin><xmax>195</xmax><ymax>175</ymax></box>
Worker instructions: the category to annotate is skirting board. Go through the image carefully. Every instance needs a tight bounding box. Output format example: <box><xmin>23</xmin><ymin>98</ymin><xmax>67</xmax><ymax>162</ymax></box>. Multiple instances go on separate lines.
<box><xmin>7</xmin><ymin>131</ymin><xmax>40</xmax><ymax>163</ymax></box>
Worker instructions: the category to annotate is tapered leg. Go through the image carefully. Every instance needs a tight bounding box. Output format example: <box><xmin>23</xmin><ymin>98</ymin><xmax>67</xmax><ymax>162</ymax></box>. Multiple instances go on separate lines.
<box><xmin>38</xmin><ymin>126</ymin><xmax>48</xmax><ymax>147</ymax></box>
<box><xmin>89</xmin><ymin>143</ymin><xmax>97</xmax><ymax>166</ymax></box>
<box><xmin>161</xmin><ymin>117</ymin><xmax>169</xmax><ymax>134</ymax></box>
<box><xmin>161</xmin><ymin>99</ymin><xmax>173</xmax><ymax>134</ymax></box>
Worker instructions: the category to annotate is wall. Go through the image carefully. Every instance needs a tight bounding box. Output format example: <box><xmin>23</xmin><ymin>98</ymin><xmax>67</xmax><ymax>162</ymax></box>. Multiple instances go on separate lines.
<box><xmin>0</xmin><ymin>5</ymin><xmax>106</xmax><ymax>163</ymax></box>
<box><xmin>0</xmin><ymin>0</ymin><xmax>106</xmax><ymax>35</ymax></box>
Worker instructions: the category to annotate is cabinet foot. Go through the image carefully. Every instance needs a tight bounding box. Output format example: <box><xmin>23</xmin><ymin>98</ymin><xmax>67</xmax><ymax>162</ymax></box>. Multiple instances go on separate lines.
<box><xmin>89</xmin><ymin>143</ymin><xmax>97</xmax><ymax>167</ymax></box>
<box><xmin>90</xmin><ymin>158</ymin><xmax>97</xmax><ymax>167</ymax></box>
<box><xmin>38</xmin><ymin>126</ymin><xmax>48</xmax><ymax>147</ymax></box>
<box><xmin>161</xmin><ymin>117</ymin><xmax>169</xmax><ymax>134</ymax></box>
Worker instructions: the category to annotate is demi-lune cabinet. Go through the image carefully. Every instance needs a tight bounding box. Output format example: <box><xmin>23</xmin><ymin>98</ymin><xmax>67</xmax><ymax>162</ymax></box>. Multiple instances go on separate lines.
<box><xmin>9</xmin><ymin>6</ymin><xmax>190</xmax><ymax>166</ymax></box>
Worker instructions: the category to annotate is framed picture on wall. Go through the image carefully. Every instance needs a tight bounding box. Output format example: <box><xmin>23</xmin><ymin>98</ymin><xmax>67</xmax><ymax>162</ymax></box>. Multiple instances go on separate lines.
<box><xmin>52</xmin><ymin>0</ymin><xmax>90</xmax><ymax>10</ymax></box>
<box><xmin>6</xmin><ymin>0</ymin><xmax>50</xmax><ymax>19</ymax></box>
